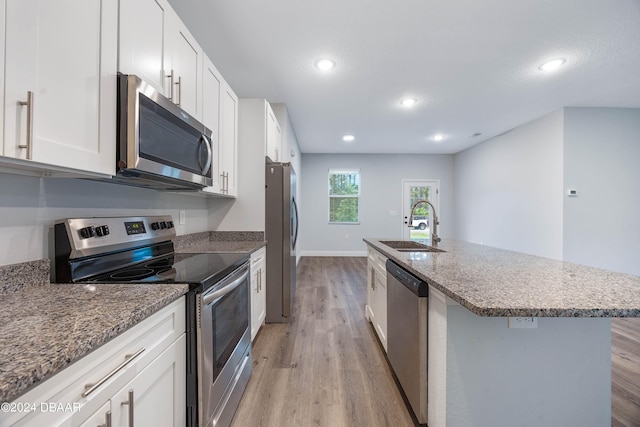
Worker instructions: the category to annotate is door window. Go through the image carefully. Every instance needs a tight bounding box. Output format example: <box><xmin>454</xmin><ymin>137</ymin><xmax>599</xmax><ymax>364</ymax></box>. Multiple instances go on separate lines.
<box><xmin>402</xmin><ymin>180</ymin><xmax>439</xmax><ymax>244</ymax></box>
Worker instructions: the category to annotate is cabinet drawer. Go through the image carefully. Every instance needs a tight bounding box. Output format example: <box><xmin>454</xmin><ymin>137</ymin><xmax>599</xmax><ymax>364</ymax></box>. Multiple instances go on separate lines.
<box><xmin>5</xmin><ymin>299</ymin><xmax>185</xmax><ymax>427</ymax></box>
<box><xmin>368</xmin><ymin>247</ymin><xmax>388</xmax><ymax>273</ymax></box>
<box><xmin>251</xmin><ymin>247</ymin><xmax>266</xmax><ymax>265</ymax></box>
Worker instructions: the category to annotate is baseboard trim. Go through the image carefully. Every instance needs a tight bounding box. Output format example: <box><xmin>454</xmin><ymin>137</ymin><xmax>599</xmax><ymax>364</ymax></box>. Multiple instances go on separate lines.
<box><xmin>300</xmin><ymin>251</ymin><xmax>367</xmax><ymax>257</ymax></box>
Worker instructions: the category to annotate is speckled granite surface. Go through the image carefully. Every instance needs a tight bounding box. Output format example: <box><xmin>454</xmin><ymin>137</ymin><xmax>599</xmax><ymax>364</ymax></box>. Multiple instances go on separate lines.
<box><xmin>0</xmin><ymin>260</ymin><xmax>50</xmax><ymax>294</ymax></box>
<box><xmin>0</xmin><ymin>282</ymin><xmax>188</xmax><ymax>403</ymax></box>
<box><xmin>174</xmin><ymin>232</ymin><xmax>266</xmax><ymax>254</ymax></box>
<box><xmin>364</xmin><ymin>238</ymin><xmax>640</xmax><ymax>317</ymax></box>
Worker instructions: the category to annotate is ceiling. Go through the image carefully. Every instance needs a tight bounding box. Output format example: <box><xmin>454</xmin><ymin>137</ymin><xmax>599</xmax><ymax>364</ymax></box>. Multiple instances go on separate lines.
<box><xmin>168</xmin><ymin>0</ymin><xmax>640</xmax><ymax>155</ymax></box>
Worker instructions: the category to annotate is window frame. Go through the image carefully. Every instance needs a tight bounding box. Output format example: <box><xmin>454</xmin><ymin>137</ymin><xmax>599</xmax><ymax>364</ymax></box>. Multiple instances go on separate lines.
<box><xmin>328</xmin><ymin>168</ymin><xmax>361</xmax><ymax>225</ymax></box>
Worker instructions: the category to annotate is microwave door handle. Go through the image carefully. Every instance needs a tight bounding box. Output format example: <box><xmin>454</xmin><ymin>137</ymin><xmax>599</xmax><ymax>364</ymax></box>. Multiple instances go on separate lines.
<box><xmin>198</xmin><ymin>135</ymin><xmax>212</xmax><ymax>176</ymax></box>
<box><xmin>202</xmin><ymin>269</ymin><xmax>249</xmax><ymax>306</ymax></box>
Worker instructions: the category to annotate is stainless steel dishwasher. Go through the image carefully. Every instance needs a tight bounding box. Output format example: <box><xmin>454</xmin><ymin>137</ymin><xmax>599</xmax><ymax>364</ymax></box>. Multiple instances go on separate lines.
<box><xmin>386</xmin><ymin>259</ymin><xmax>428</xmax><ymax>425</ymax></box>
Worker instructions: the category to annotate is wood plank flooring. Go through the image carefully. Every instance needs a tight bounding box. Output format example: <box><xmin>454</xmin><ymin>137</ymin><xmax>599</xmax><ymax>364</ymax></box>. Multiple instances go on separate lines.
<box><xmin>231</xmin><ymin>257</ymin><xmax>413</xmax><ymax>427</ymax></box>
<box><xmin>232</xmin><ymin>256</ymin><xmax>640</xmax><ymax>427</ymax></box>
<box><xmin>612</xmin><ymin>318</ymin><xmax>640</xmax><ymax>427</ymax></box>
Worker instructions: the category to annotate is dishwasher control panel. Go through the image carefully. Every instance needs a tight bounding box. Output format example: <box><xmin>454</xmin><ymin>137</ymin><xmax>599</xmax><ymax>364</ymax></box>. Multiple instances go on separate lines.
<box><xmin>386</xmin><ymin>260</ymin><xmax>429</xmax><ymax>297</ymax></box>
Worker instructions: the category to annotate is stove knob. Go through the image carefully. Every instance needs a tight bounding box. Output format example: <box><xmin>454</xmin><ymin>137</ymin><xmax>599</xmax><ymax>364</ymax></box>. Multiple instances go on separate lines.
<box><xmin>79</xmin><ymin>226</ymin><xmax>95</xmax><ymax>239</ymax></box>
<box><xmin>160</xmin><ymin>221</ymin><xmax>167</xmax><ymax>229</ymax></box>
<box><xmin>167</xmin><ymin>221</ymin><xmax>174</xmax><ymax>228</ymax></box>
<box><xmin>96</xmin><ymin>226</ymin><xmax>104</xmax><ymax>237</ymax></box>
<box><xmin>101</xmin><ymin>225</ymin><xmax>110</xmax><ymax>236</ymax></box>
<box><xmin>151</xmin><ymin>222</ymin><xmax>160</xmax><ymax>230</ymax></box>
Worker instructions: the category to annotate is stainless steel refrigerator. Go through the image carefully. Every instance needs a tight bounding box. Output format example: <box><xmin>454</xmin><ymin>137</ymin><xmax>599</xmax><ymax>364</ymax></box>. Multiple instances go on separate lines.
<box><xmin>265</xmin><ymin>162</ymin><xmax>299</xmax><ymax>323</ymax></box>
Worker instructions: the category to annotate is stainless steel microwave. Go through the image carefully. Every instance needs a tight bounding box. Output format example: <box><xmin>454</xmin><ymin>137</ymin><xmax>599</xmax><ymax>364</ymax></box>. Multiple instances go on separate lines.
<box><xmin>114</xmin><ymin>73</ymin><xmax>213</xmax><ymax>190</ymax></box>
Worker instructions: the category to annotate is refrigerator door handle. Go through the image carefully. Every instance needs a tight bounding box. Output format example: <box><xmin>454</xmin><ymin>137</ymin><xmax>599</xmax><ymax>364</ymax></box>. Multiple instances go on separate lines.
<box><xmin>291</xmin><ymin>196</ymin><xmax>299</xmax><ymax>250</ymax></box>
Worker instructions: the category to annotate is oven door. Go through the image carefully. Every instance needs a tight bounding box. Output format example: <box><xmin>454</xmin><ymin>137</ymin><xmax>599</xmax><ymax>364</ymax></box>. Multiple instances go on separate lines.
<box><xmin>197</xmin><ymin>263</ymin><xmax>252</xmax><ymax>427</ymax></box>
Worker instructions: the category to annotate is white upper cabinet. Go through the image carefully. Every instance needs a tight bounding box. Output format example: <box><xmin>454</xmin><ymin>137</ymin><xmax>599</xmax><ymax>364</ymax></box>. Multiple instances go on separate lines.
<box><xmin>220</xmin><ymin>82</ymin><xmax>238</xmax><ymax>197</ymax></box>
<box><xmin>265</xmin><ymin>104</ymin><xmax>282</xmax><ymax>162</ymax></box>
<box><xmin>201</xmin><ymin>56</ymin><xmax>222</xmax><ymax>194</ymax></box>
<box><xmin>119</xmin><ymin>0</ymin><xmax>203</xmax><ymax>120</ymax></box>
<box><xmin>118</xmin><ymin>0</ymin><xmax>167</xmax><ymax>93</ymax></box>
<box><xmin>2</xmin><ymin>0</ymin><xmax>117</xmax><ymax>176</ymax></box>
<box><xmin>164</xmin><ymin>11</ymin><xmax>203</xmax><ymax>119</ymax></box>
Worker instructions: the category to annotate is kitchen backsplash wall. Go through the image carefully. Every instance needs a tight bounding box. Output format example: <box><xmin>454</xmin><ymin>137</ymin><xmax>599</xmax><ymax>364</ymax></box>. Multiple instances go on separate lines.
<box><xmin>0</xmin><ymin>173</ymin><xmax>210</xmax><ymax>267</ymax></box>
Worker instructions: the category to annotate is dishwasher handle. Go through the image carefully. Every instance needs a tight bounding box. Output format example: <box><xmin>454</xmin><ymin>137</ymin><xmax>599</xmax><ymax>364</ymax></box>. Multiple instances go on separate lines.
<box><xmin>386</xmin><ymin>260</ymin><xmax>429</xmax><ymax>297</ymax></box>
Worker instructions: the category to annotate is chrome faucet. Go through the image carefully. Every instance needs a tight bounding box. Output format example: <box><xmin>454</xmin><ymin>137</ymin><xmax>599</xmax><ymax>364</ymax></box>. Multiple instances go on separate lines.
<box><xmin>408</xmin><ymin>199</ymin><xmax>441</xmax><ymax>247</ymax></box>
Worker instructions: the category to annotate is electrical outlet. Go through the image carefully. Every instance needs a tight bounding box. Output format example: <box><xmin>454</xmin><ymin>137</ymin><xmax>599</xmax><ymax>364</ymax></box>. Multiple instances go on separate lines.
<box><xmin>508</xmin><ymin>317</ymin><xmax>538</xmax><ymax>329</ymax></box>
<box><xmin>179</xmin><ymin>210</ymin><xmax>186</xmax><ymax>225</ymax></box>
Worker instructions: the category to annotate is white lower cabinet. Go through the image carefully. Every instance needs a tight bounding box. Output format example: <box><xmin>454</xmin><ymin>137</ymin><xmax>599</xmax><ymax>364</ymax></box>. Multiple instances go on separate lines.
<box><xmin>250</xmin><ymin>247</ymin><xmax>267</xmax><ymax>341</ymax></box>
<box><xmin>111</xmin><ymin>335</ymin><xmax>186</xmax><ymax>426</ymax></box>
<box><xmin>366</xmin><ymin>247</ymin><xmax>388</xmax><ymax>352</ymax></box>
<box><xmin>3</xmin><ymin>299</ymin><xmax>186</xmax><ymax>427</ymax></box>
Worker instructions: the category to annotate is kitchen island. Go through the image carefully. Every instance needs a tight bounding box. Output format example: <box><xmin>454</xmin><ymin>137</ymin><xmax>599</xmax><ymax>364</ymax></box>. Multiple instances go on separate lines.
<box><xmin>364</xmin><ymin>238</ymin><xmax>640</xmax><ymax>427</ymax></box>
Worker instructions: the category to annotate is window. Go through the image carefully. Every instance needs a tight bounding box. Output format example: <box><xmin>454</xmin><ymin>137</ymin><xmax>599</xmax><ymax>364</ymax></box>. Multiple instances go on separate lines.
<box><xmin>328</xmin><ymin>169</ymin><xmax>360</xmax><ymax>224</ymax></box>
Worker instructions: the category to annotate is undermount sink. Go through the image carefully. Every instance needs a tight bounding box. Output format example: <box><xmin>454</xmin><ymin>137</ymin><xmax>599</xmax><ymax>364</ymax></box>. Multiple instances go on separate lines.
<box><xmin>379</xmin><ymin>240</ymin><xmax>446</xmax><ymax>253</ymax></box>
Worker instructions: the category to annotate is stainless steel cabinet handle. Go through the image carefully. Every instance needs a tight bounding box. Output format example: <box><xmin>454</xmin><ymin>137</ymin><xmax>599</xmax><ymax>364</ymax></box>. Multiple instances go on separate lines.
<box><xmin>166</xmin><ymin>70</ymin><xmax>174</xmax><ymax>101</ymax></box>
<box><xmin>121</xmin><ymin>389</ymin><xmax>134</xmax><ymax>426</ymax></box>
<box><xmin>98</xmin><ymin>410</ymin><xmax>112</xmax><ymax>427</ymax></box>
<box><xmin>258</xmin><ymin>269</ymin><xmax>261</xmax><ymax>292</ymax></box>
<box><xmin>371</xmin><ymin>267</ymin><xmax>376</xmax><ymax>290</ymax></box>
<box><xmin>82</xmin><ymin>348</ymin><xmax>145</xmax><ymax>398</ymax></box>
<box><xmin>175</xmin><ymin>75</ymin><xmax>182</xmax><ymax>106</ymax></box>
<box><xmin>18</xmin><ymin>91</ymin><xmax>34</xmax><ymax>160</ymax></box>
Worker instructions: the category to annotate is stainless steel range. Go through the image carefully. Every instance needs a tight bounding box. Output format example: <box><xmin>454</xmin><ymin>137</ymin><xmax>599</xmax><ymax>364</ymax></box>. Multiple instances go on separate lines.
<box><xmin>53</xmin><ymin>215</ymin><xmax>252</xmax><ymax>427</ymax></box>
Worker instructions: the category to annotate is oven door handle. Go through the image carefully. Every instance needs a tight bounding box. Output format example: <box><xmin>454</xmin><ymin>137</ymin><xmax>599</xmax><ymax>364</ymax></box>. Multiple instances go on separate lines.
<box><xmin>202</xmin><ymin>269</ymin><xmax>249</xmax><ymax>306</ymax></box>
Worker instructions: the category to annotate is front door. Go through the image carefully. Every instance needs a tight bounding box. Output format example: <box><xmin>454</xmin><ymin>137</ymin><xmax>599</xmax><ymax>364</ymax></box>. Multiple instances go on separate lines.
<box><xmin>402</xmin><ymin>180</ymin><xmax>439</xmax><ymax>244</ymax></box>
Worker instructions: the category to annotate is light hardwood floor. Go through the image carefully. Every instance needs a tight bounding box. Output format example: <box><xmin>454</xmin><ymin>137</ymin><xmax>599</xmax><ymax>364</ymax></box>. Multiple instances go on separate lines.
<box><xmin>612</xmin><ymin>318</ymin><xmax>640</xmax><ymax>426</ymax></box>
<box><xmin>232</xmin><ymin>257</ymin><xmax>640</xmax><ymax>427</ymax></box>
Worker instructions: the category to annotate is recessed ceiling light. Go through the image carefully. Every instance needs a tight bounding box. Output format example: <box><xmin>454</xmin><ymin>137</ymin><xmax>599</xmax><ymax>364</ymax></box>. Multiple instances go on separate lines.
<box><xmin>315</xmin><ymin>59</ymin><xmax>336</xmax><ymax>71</ymax></box>
<box><xmin>538</xmin><ymin>58</ymin><xmax>566</xmax><ymax>72</ymax></box>
<box><xmin>342</xmin><ymin>134</ymin><xmax>355</xmax><ymax>142</ymax></box>
<box><xmin>432</xmin><ymin>134</ymin><xmax>445</xmax><ymax>142</ymax></box>
<box><xmin>400</xmin><ymin>98</ymin><xmax>417</xmax><ymax>107</ymax></box>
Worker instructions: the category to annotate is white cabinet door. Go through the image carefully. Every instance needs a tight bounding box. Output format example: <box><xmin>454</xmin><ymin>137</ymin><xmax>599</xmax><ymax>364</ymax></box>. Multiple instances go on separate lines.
<box><xmin>250</xmin><ymin>248</ymin><xmax>267</xmax><ymax>341</ymax></box>
<box><xmin>374</xmin><ymin>268</ymin><xmax>388</xmax><ymax>352</ymax></box>
<box><xmin>164</xmin><ymin>11</ymin><xmax>202</xmax><ymax>120</ymax></box>
<box><xmin>3</xmin><ymin>0</ymin><xmax>117</xmax><ymax>176</ymax></box>
<box><xmin>113</xmin><ymin>334</ymin><xmax>186</xmax><ymax>427</ymax></box>
<box><xmin>118</xmin><ymin>0</ymin><xmax>169</xmax><ymax>94</ymax></box>
<box><xmin>77</xmin><ymin>401</ymin><xmax>112</xmax><ymax>427</ymax></box>
<box><xmin>200</xmin><ymin>56</ymin><xmax>222</xmax><ymax>194</ymax></box>
<box><xmin>265</xmin><ymin>104</ymin><xmax>282</xmax><ymax>162</ymax></box>
<box><xmin>366</xmin><ymin>254</ymin><xmax>376</xmax><ymax>323</ymax></box>
<box><xmin>219</xmin><ymin>82</ymin><xmax>238</xmax><ymax>196</ymax></box>
<box><xmin>366</xmin><ymin>248</ymin><xmax>388</xmax><ymax>352</ymax></box>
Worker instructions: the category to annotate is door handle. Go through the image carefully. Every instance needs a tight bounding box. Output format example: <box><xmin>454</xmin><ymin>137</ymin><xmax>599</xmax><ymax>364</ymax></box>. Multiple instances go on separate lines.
<box><xmin>121</xmin><ymin>389</ymin><xmax>134</xmax><ymax>426</ymax></box>
<box><xmin>166</xmin><ymin>70</ymin><xmax>174</xmax><ymax>101</ymax></box>
<box><xmin>18</xmin><ymin>91</ymin><xmax>34</xmax><ymax>160</ymax></box>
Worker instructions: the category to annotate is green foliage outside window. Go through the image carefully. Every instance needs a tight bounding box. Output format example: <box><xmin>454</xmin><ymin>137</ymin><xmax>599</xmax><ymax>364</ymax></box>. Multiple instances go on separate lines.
<box><xmin>329</xmin><ymin>170</ymin><xmax>360</xmax><ymax>223</ymax></box>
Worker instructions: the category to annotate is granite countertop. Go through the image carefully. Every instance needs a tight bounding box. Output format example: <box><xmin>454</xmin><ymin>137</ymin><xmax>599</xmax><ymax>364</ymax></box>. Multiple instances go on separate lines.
<box><xmin>0</xmin><ymin>232</ymin><xmax>264</xmax><ymax>403</ymax></box>
<box><xmin>174</xmin><ymin>231</ymin><xmax>266</xmax><ymax>254</ymax></box>
<box><xmin>364</xmin><ymin>238</ymin><xmax>640</xmax><ymax>318</ymax></box>
<box><xmin>0</xmin><ymin>281</ymin><xmax>188</xmax><ymax>403</ymax></box>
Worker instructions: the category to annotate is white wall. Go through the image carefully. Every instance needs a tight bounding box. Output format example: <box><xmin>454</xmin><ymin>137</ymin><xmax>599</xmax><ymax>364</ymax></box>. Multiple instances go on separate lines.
<box><xmin>209</xmin><ymin>99</ymin><xmax>267</xmax><ymax>232</ymax></box>
<box><xmin>453</xmin><ymin>110</ymin><xmax>565</xmax><ymax>259</ymax></box>
<box><xmin>563</xmin><ymin>108</ymin><xmax>640</xmax><ymax>275</ymax></box>
<box><xmin>208</xmin><ymin>102</ymin><xmax>304</xmax><ymax>239</ymax></box>
<box><xmin>300</xmin><ymin>153</ymin><xmax>454</xmax><ymax>255</ymax></box>
<box><xmin>0</xmin><ymin>174</ymin><xmax>210</xmax><ymax>266</ymax></box>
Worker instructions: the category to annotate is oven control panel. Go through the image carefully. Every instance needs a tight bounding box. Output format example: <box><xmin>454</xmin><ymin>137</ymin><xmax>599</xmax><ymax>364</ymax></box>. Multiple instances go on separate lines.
<box><xmin>56</xmin><ymin>216</ymin><xmax>176</xmax><ymax>259</ymax></box>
